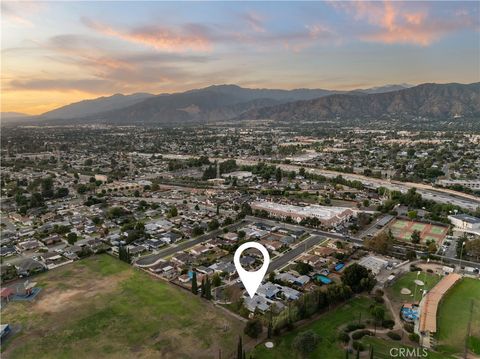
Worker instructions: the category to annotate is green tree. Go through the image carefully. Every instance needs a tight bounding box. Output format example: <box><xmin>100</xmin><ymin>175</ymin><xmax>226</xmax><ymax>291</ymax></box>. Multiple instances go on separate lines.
<box><xmin>365</xmin><ymin>231</ymin><xmax>392</xmax><ymax>254</ymax></box>
<box><xmin>466</xmin><ymin>238</ymin><xmax>480</xmax><ymax>261</ymax></box>
<box><xmin>41</xmin><ymin>177</ymin><xmax>54</xmax><ymax>198</ymax></box>
<box><xmin>77</xmin><ymin>184</ymin><xmax>88</xmax><ymax>194</ymax></box>
<box><xmin>275</xmin><ymin>167</ymin><xmax>282</xmax><ymax>182</ymax></box>
<box><xmin>292</xmin><ymin>330</ymin><xmax>320</xmax><ymax>358</ymax></box>
<box><xmin>191</xmin><ymin>272</ymin><xmax>198</xmax><ymax>295</ymax></box>
<box><xmin>341</xmin><ymin>263</ymin><xmax>376</xmax><ymax>293</ymax></box>
<box><xmin>56</xmin><ymin>187</ymin><xmax>69</xmax><ymax>198</ymax></box>
<box><xmin>406</xmin><ymin>249</ymin><xmax>417</xmax><ymax>261</ymax></box>
<box><xmin>30</xmin><ymin>192</ymin><xmax>44</xmax><ymax>208</ymax></box>
<box><xmin>67</xmin><ymin>232</ymin><xmax>78</xmax><ymax>245</ymax></box>
<box><xmin>192</xmin><ymin>226</ymin><xmax>204</xmax><ymax>237</ymax></box>
<box><xmin>294</xmin><ymin>262</ymin><xmax>313</xmax><ymax>275</ymax></box>
<box><xmin>200</xmin><ymin>278</ymin><xmax>205</xmax><ymax>297</ymax></box>
<box><xmin>167</xmin><ymin>206</ymin><xmax>178</xmax><ymax>218</ymax></box>
<box><xmin>407</xmin><ymin>210</ymin><xmax>418</xmax><ymax>220</ymax></box>
<box><xmin>244</xmin><ymin>318</ymin><xmax>263</xmax><ymax>338</ymax></box>
<box><xmin>237</xmin><ymin>336</ymin><xmax>243</xmax><ymax>359</ymax></box>
<box><xmin>212</xmin><ymin>273</ymin><xmax>221</xmax><ymax>287</ymax></box>
<box><xmin>411</xmin><ymin>230</ymin><xmax>421</xmax><ymax>244</ymax></box>
<box><xmin>205</xmin><ymin>276</ymin><xmax>212</xmax><ymax>300</ymax></box>
<box><xmin>208</xmin><ymin>219</ymin><xmax>220</xmax><ymax>231</ymax></box>
<box><xmin>370</xmin><ymin>305</ymin><xmax>385</xmax><ymax>324</ymax></box>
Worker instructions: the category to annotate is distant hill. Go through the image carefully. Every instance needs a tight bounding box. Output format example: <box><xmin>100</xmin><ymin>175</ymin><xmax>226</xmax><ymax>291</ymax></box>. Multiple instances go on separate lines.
<box><xmin>40</xmin><ymin>93</ymin><xmax>155</xmax><ymax>119</ymax></box>
<box><xmin>43</xmin><ymin>85</ymin><xmax>342</xmax><ymax>125</ymax></box>
<box><xmin>355</xmin><ymin>84</ymin><xmax>413</xmax><ymax>94</ymax></box>
<box><xmin>235</xmin><ymin>83</ymin><xmax>480</xmax><ymax>123</ymax></box>
<box><xmin>1</xmin><ymin>112</ymin><xmax>34</xmax><ymax>124</ymax></box>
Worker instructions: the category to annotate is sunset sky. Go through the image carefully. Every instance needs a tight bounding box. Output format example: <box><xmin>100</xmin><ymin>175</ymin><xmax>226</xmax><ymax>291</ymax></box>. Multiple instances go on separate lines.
<box><xmin>2</xmin><ymin>1</ymin><xmax>479</xmax><ymax>115</ymax></box>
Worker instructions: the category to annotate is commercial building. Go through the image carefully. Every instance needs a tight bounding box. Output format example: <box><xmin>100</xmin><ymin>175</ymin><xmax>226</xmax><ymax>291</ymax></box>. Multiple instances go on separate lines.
<box><xmin>251</xmin><ymin>201</ymin><xmax>354</xmax><ymax>227</ymax></box>
<box><xmin>438</xmin><ymin>179</ymin><xmax>480</xmax><ymax>190</ymax></box>
<box><xmin>448</xmin><ymin>214</ymin><xmax>480</xmax><ymax>233</ymax></box>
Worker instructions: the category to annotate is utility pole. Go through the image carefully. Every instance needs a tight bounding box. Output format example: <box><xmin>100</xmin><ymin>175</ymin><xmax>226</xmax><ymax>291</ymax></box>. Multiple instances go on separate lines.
<box><xmin>459</xmin><ymin>240</ymin><xmax>466</xmax><ymax>274</ymax></box>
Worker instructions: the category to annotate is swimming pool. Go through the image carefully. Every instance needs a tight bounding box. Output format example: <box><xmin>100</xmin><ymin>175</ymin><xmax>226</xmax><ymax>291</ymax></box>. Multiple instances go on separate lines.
<box><xmin>316</xmin><ymin>274</ymin><xmax>332</xmax><ymax>284</ymax></box>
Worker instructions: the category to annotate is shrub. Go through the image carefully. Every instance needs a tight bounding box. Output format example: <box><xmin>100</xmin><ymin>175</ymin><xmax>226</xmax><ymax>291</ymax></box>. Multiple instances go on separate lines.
<box><xmin>338</xmin><ymin>332</ymin><xmax>350</xmax><ymax>343</ymax></box>
<box><xmin>244</xmin><ymin>318</ymin><xmax>263</xmax><ymax>338</ymax></box>
<box><xmin>387</xmin><ymin>331</ymin><xmax>402</xmax><ymax>341</ymax></box>
<box><xmin>374</xmin><ymin>296</ymin><xmax>385</xmax><ymax>303</ymax></box>
<box><xmin>285</xmin><ymin>321</ymin><xmax>295</xmax><ymax>331</ymax></box>
<box><xmin>351</xmin><ymin>330</ymin><xmax>372</xmax><ymax>340</ymax></box>
<box><xmin>382</xmin><ymin>319</ymin><xmax>395</xmax><ymax>329</ymax></box>
<box><xmin>345</xmin><ymin>323</ymin><xmax>366</xmax><ymax>332</ymax></box>
<box><xmin>404</xmin><ymin>323</ymin><xmax>414</xmax><ymax>333</ymax></box>
<box><xmin>352</xmin><ymin>341</ymin><xmax>365</xmax><ymax>351</ymax></box>
<box><xmin>409</xmin><ymin>333</ymin><xmax>420</xmax><ymax>343</ymax></box>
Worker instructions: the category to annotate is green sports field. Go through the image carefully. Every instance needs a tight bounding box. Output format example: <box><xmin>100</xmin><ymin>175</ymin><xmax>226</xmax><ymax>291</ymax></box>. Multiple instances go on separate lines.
<box><xmin>436</xmin><ymin>278</ymin><xmax>480</xmax><ymax>356</ymax></box>
<box><xmin>1</xmin><ymin>255</ymin><xmax>245</xmax><ymax>359</ymax></box>
<box><xmin>388</xmin><ymin>271</ymin><xmax>442</xmax><ymax>304</ymax></box>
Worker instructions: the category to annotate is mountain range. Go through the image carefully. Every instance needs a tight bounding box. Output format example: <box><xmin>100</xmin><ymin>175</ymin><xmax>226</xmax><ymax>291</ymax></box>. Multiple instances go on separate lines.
<box><xmin>237</xmin><ymin>82</ymin><xmax>480</xmax><ymax>123</ymax></box>
<box><xmin>2</xmin><ymin>82</ymin><xmax>478</xmax><ymax>126</ymax></box>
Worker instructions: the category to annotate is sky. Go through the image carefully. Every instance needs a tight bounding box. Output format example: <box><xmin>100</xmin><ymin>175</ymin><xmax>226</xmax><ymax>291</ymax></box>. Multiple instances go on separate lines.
<box><xmin>1</xmin><ymin>1</ymin><xmax>479</xmax><ymax>115</ymax></box>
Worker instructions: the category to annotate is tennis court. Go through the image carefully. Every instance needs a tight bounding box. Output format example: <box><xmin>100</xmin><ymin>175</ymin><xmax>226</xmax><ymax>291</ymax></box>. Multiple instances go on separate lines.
<box><xmin>389</xmin><ymin>219</ymin><xmax>448</xmax><ymax>245</ymax></box>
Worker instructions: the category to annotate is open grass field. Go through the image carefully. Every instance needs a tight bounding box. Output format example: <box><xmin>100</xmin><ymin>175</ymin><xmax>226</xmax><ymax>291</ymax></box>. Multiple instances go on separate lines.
<box><xmin>389</xmin><ymin>219</ymin><xmax>448</xmax><ymax>244</ymax></box>
<box><xmin>387</xmin><ymin>271</ymin><xmax>442</xmax><ymax>304</ymax></box>
<box><xmin>436</xmin><ymin>278</ymin><xmax>480</xmax><ymax>357</ymax></box>
<box><xmin>1</xmin><ymin>255</ymin><xmax>245</xmax><ymax>359</ymax></box>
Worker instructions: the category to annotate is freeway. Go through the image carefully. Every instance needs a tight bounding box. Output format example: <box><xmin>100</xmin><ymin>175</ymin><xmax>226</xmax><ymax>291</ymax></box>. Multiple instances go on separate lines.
<box><xmin>132</xmin><ymin>152</ymin><xmax>480</xmax><ymax>210</ymax></box>
<box><xmin>237</xmin><ymin>159</ymin><xmax>480</xmax><ymax>211</ymax></box>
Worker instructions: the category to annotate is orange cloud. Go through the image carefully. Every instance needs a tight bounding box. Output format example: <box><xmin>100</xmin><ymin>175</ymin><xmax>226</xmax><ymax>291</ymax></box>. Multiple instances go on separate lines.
<box><xmin>332</xmin><ymin>1</ymin><xmax>477</xmax><ymax>46</ymax></box>
<box><xmin>82</xmin><ymin>18</ymin><xmax>211</xmax><ymax>52</ymax></box>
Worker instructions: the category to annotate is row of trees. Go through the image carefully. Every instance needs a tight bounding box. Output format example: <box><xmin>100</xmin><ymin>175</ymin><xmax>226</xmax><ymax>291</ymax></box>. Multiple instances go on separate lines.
<box><xmin>191</xmin><ymin>272</ymin><xmax>212</xmax><ymax>300</ymax></box>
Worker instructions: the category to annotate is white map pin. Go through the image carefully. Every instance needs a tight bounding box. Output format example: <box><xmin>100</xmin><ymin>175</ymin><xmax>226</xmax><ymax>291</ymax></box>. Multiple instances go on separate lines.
<box><xmin>234</xmin><ymin>241</ymin><xmax>270</xmax><ymax>298</ymax></box>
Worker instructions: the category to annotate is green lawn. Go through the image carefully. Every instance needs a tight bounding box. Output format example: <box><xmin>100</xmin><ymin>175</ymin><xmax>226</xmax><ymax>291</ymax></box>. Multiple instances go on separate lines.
<box><xmin>436</xmin><ymin>278</ymin><xmax>480</xmax><ymax>356</ymax></box>
<box><xmin>362</xmin><ymin>337</ymin><xmax>453</xmax><ymax>359</ymax></box>
<box><xmin>251</xmin><ymin>297</ymin><xmax>375</xmax><ymax>359</ymax></box>
<box><xmin>2</xmin><ymin>255</ymin><xmax>244</xmax><ymax>359</ymax></box>
<box><xmin>388</xmin><ymin>271</ymin><xmax>442</xmax><ymax>304</ymax></box>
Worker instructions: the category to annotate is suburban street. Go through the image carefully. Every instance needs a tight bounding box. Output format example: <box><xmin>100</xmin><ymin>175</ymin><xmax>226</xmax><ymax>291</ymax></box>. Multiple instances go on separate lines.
<box><xmin>134</xmin><ymin>220</ymin><xmax>247</xmax><ymax>267</ymax></box>
<box><xmin>267</xmin><ymin>235</ymin><xmax>327</xmax><ymax>273</ymax></box>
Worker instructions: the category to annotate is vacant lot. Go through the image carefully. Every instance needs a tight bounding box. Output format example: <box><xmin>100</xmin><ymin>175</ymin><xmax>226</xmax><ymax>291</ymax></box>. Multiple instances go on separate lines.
<box><xmin>389</xmin><ymin>219</ymin><xmax>448</xmax><ymax>244</ymax></box>
<box><xmin>436</xmin><ymin>278</ymin><xmax>480</xmax><ymax>356</ymax></box>
<box><xmin>1</xmin><ymin>255</ymin><xmax>245</xmax><ymax>359</ymax></box>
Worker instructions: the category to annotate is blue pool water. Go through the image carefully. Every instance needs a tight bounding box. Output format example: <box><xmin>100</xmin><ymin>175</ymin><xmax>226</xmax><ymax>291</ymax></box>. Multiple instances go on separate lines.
<box><xmin>316</xmin><ymin>275</ymin><xmax>332</xmax><ymax>284</ymax></box>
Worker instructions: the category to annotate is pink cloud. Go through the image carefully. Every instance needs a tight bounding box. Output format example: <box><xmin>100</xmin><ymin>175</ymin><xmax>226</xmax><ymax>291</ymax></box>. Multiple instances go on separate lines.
<box><xmin>242</xmin><ymin>11</ymin><xmax>266</xmax><ymax>33</ymax></box>
<box><xmin>82</xmin><ymin>18</ymin><xmax>211</xmax><ymax>52</ymax></box>
<box><xmin>331</xmin><ymin>1</ymin><xmax>478</xmax><ymax>46</ymax></box>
